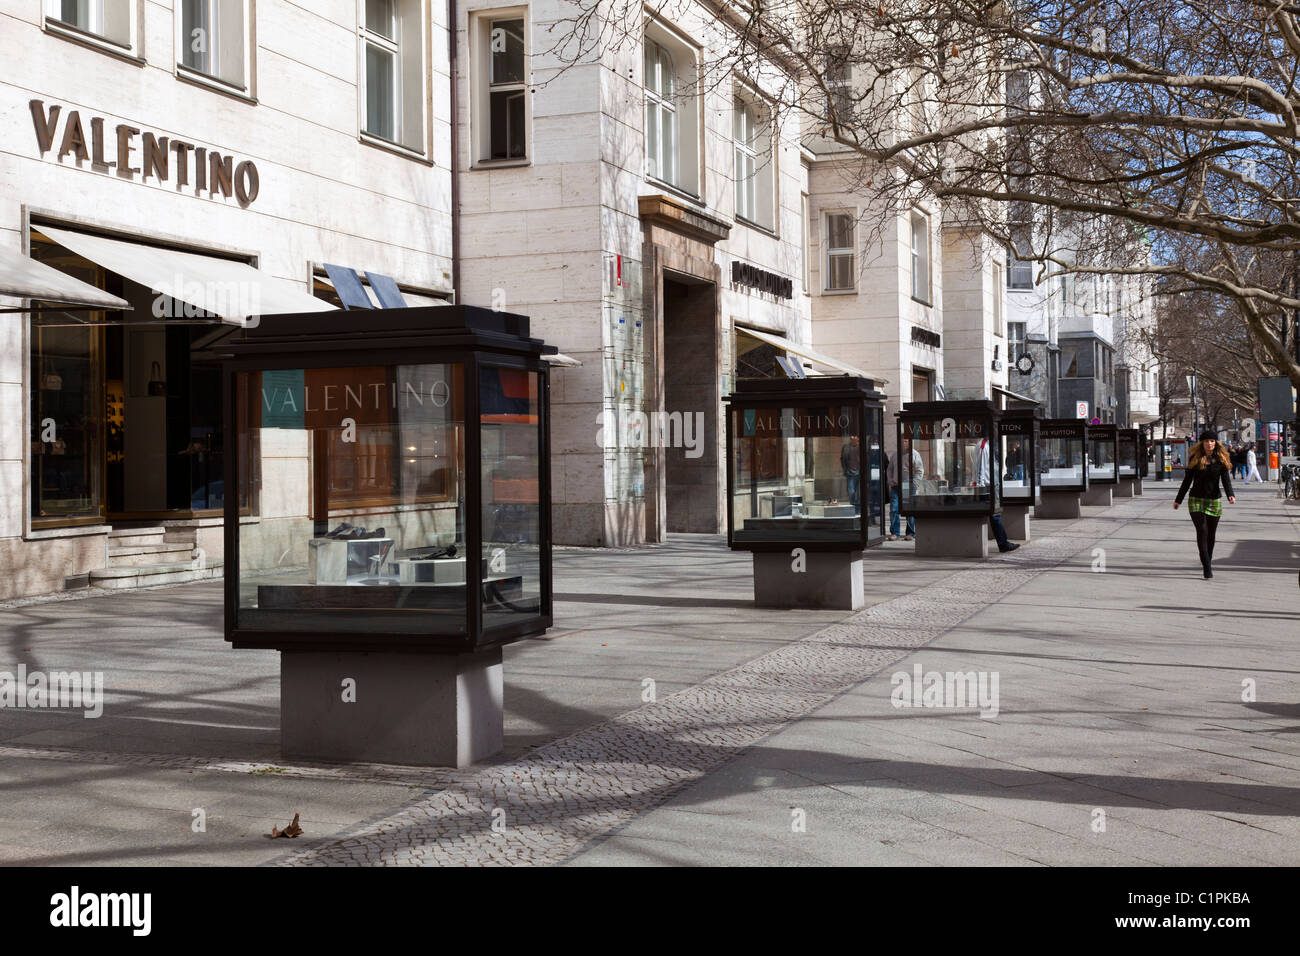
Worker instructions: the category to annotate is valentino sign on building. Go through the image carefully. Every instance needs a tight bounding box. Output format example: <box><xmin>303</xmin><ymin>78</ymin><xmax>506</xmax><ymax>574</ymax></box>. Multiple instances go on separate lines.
<box><xmin>0</xmin><ymin>0</ymin><xmax>455</xmax><ymax>600</ymax></box>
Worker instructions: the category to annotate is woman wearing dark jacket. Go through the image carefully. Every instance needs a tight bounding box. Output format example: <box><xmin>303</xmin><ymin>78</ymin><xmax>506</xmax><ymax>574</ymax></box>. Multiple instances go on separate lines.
<box><xmin>1174</xmin><ymin>431</ymin><xmax>1236</xmax><ymax>578</ymax></box>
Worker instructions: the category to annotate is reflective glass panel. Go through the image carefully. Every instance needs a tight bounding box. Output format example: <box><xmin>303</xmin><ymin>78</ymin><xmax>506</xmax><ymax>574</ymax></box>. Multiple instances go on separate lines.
<box><xmin>235</xmin><ymin>364</ymin><xmax>466</xmax><ymax>635</ymax></box>
<box><xmin>898</xmin><ymin>416</ymin><xmax>996</xmax><ymax>511</ymax></box>
<box><xmin>730</xmin><ymin>404</ymin><xmax>864</xmax><ymax>545</ymax></box>
<box><xmin>480</xmin><ymin>366</ymin><xmax>544</xmax><ymax>630</ymax></box>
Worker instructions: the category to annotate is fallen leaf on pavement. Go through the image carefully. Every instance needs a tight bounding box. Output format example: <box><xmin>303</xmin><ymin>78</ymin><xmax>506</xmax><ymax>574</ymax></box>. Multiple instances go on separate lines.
<box><xmin>270</xmin><ymin>812</ymin><xmax>303</xmax><ymax>838</ymax></box>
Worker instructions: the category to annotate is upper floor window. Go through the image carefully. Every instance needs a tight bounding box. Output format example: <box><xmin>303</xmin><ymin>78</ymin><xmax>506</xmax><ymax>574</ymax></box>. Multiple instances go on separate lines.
<box><xmin>1009</xmin><ymin>321</ymin><xmax>1027</xmax><ymax>357</ymax></box>
<box><xmin>45</xmin><ymin>0</ymin><xmax>134</xmax><ymax>51</ymax></box>
<box><xmin>470</xmin><ymin>11</ymin><xmax>528</xmax><ymax>163</ymax></box>
<box><xmin>644</xmin><ymin>28</ymin><xmax>699</xmax><ymax>194</ymax></box>
<box><xmin>910</xmin><ymin>211</ymin><xmax>931</xmax><ymax>304</ymax></box>
<box><xmin>645</xmin><ymin>39</ymin><xmax>678</xmax><ymax>186</ymax></box>
<box><xmin>360</xmin><ymin>0</ymin><xmax>427</xmax><ymax>154</ymax></box>
<box><xmin>733</xmin><ymin>95</ymin><xmax>774</xmax><ymax>230</ymax></box>
<box><xmin>178</xmin><ymin>0</ymin><xmax>249</xmax><ymax>92</ymax></box>
<box><xmin>992</xmin><ymin>262</ymin><xmax>1004</xmax><ymax>336</ymax></box>
<box><xmin>824</xmin><ymin>211</ymin><xmax>855</xmax><ymax>292</ymax></box>
<box><xmin>824</xmin><ymin>45</ymin><xmax>853</xmax><ymax>124</ymax></box>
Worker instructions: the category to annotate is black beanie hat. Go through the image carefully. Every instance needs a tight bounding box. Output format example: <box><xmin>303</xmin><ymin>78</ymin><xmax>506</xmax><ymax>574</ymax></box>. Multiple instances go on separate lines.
<box><xmin>1198</xmin><ymin>430</ymin><xmax>1216</xmax><ymax>442</ymax></box>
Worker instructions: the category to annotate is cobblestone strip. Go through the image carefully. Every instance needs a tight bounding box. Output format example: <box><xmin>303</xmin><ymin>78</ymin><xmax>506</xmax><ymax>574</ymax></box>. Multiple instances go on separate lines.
<box><xmin>273</xmin><ymin>499</ymin><xmax>1156</xmax><ymax>866</ymax></box>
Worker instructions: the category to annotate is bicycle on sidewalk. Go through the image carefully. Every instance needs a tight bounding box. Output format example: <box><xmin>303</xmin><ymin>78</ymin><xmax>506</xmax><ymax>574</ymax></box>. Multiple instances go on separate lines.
<box><xmin>1280</xmin><ymin>462</ymin><xmax>1300</xmax><ymax>501</ymax></box>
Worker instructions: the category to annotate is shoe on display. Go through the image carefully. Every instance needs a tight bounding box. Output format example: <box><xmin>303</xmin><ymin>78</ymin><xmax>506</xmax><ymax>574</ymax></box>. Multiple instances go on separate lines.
<box><xmin>368</xmin><ymin>527</ymin><xmax>386</xmax><ymax>539</ymax></box>
<box><xmin>325</xmin><ymin>523</ymin><xmax>354</xmax><ymax>538</ymax></box>
<box><xmin>999</xmin><ymin>542</ymin><xmax>1020</xmax><ymax>553</ymax></box>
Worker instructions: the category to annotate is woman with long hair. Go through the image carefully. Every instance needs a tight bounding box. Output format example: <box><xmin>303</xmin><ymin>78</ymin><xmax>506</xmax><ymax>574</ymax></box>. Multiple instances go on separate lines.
<box><xmin>1174</xmin><ymin>431</ymin><xmax>1236</xmax><ymax>578</ymax></box>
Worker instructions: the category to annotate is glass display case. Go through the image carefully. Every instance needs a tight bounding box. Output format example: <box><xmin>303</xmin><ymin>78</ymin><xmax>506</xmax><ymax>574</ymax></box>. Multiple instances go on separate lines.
<box><xmin>1037</xmin><ymin>420</ymin><xmax>1089</xmax><ymax>492</ymax></box>
<box><xmin>997</xmin><ymin>406</ymin><xmax>1042</xmax><ymax>504</ymax></box>
<box><xmin>725</xmin><ymin>376</ymin><xmax>887</xmax><ymax>550</ymax></box>
<box><xmin>1087</xmin><ymin>423</ymin><xmax>1119</xmax><ymax>484</ymax></box>
<box><xmin>1118</xmin><ymin>428</ymin><xmax>1140</xmax><ymax>478</ymax></box>
<box><xmin>897</xmin><ymin>400</ymin><xmax>1001</xmax><ymax>516</ymax></box>
<box><xmin>222</xmin><ymin>305</ymin><xmax>553</xmax><ymax>652</ymax></box>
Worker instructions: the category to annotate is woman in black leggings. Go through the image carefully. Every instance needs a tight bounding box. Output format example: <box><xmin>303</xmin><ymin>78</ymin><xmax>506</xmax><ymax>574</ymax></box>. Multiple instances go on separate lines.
<box><xmin>1173</xmin><ymin>431</ymin><xmax>1235</xmax><ymax>578</ymax></box>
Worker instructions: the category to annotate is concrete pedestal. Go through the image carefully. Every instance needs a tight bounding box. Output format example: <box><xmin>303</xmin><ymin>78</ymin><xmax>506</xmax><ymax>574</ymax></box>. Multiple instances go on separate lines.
<box><xmin>988</xmin><ymin>503</ymin><xmax>1031</xmax><ymax>541</ymax></box>
<box><xmin>915</xmin><ymin>515</ymin><xmax>989</xmax><ymax>558</ymax></box>
<box><xmin>753</xmin><ymin>550</ymin><xmax>863</xmax><ymax>610</ymax></box>
<box><xmin>1082</xmin><ymin>484</ymin><xmax>1113</xmax><ymax>507</ymax></box>
<box><xmin>1114</xmin><ymin>477</ymin><xmax>1138</xmax><ymax>498</ymax></box>
<box><xmin>281</xmin><ymin>648</ymin><xmax>504</xmax><ymax>767</ymax></box>
<box><xmin>1036</xmin><ymin>491</ymin><xmax>1082</xmax><ymax>519</ymax></box>
<box><xmin>1133</xmin><ymin>477</ymin><xmax>1144</xmax><ymax>495</ymax></box>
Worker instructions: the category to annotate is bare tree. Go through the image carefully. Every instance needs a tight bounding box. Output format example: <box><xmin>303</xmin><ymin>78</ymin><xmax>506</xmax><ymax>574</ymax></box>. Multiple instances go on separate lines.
<box><xmin>544</xmin><ymin>0</ymin><xmax>1300</xmax><ymax>391</ymax></box>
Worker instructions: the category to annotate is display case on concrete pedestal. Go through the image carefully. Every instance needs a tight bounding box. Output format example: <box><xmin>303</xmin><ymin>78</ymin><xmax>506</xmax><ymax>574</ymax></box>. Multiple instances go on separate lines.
<box><xmin>995</xmin><ymin>406</ymin><xmax>1042</xmax><ymax>541</ymax></box>
<box><xmin>1084</xmin><ymin>423</ymin><xmax>1118</xmax><ymax>506</ymax></box>
<box><xmin>897</xmin><ymin>400</ymin><xmax>1000</xmax><ymax>557</ymax></box>
<box><xmin>725</xmin><ymin>376</ymin><xmax>886</xmax><ymax>609</ymax></box>
<box><xmin>222</xmin><ymin>305</ymin><xmax>553</xmax><ymax>766</ymax></box>
<box><xmin>1036</xmin><ymin>419</ymin><xmax>1089</xmax><ymax>519</ymax></box>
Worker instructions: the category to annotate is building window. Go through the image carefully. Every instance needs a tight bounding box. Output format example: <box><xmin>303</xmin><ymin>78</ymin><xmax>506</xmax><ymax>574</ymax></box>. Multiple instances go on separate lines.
<box><xmin>645</xmin><ymin>38</ymin><xmax>678</xmax><ymax>186</ymax></box>
<box><xmin>824</xmin><ymin>45</ymin><xmax>853</xmax><ymax>123</ymax></box>
<box><xmin>178</xmin><ymin>0</ymin><xmax>249</xmax><ymax>92</ymax></box>
<box><xmin>45</xmin><ymin>0</ymin><xmax>133</xmax><ymax>50</ymax></box>
<box><xmin>360</xmin><ymin>0</ymin><xmax>427</xmax><ymax>154</ymax></box>
<box><xmin>824</xmin><ymin>211</ymin><xmax>855</xmax><ymax>292</ymax></box>
<box><xmin>910</xmin><ymin>211</ymin><xmax>930</xmax><ymax>303</ymax></box>
<box><xmin>644</xmin><ymin>27</ymin><xmax>699</xmax><ymax>194</ymax></box>
<box><xmin>1009</xmin><ymin>321</ymin><xmax>1026</xmax><ymax>358</ymax></box>
<box><xmin>992</xmin><ymin>262</ymin><xmax>1004</xmax><ymax>336</ymax></box>
<box><xmin>734</xmin><ymin>95</ymin><xmax>774</xmax><ymax>229</ymax></box>
<box><xmin>1061</xmin><ymin>344</ymin><xmax>1078</xmax><ymax>378</ymax></box>
<box><xmin>800</xmin><ymin>192</ymin><xmax>810</xmax><ymax>294</ymax></box>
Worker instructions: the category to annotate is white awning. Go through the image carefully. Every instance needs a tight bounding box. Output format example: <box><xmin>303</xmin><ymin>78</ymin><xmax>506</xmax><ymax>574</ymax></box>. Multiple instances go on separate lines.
<box><xmin>0</xmin><ymin>245</ymin><xmax>130</xmax><ymax>311</ymax></box>
<box><xmin>544</xmin><ymin>352</ymin><xmax>582</xmax><ymax>367</ymax></box>
<box><xmin>736</xmin><ymin>326</ymin><xmax>888</xmax><ymax>384</ymax></box>
<box><xmin>992</xmin><ymin>384</ymin><xmax>1040</xmax><ymax>406</ymax></box>
<box><xmin>37</xmin><ymin>225</ymin><xmax>335</xmax><ymax>324</ymax></box>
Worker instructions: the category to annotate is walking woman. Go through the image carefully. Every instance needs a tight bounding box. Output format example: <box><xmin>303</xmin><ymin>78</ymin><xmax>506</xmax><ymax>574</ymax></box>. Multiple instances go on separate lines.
<box><xmin>1173</xmin><ymin>431</ymin><xmax>1236</xmax><ymax>578</ymax></box>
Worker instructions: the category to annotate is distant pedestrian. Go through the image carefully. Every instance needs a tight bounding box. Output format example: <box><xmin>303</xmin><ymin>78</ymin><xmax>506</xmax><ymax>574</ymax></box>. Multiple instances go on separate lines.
<box><xmin>1174</xmin><ymin>431</ymin><xmax>1235</xmax><ymax>579</ymax></box>
<box><xmin>888</xmin><ymin>436</ymin><xmax>922</xmax><ymax>540</ymax></box>
<box><xmin>976</xmin><ymin>437</ymin><xmax>1019</xmax><ymax>553</ymax></box>
<box><xmin>1230</xmin><ymin>445</ymin><xmax>1244</xmax><ymax>480</ymax></box>
<box><xmin>841</xmin><ymin>435</ymin><xmax>861</xmax><ymax>513</ymax></box>
<box><xmin>1245</xmin><ymin>446</ymin><xmax>1263</xmax><ymax>483</ymax></box>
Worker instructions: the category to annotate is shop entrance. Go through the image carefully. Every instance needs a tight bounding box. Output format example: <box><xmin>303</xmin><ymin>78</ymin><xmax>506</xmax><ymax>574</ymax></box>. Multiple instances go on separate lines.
<box><xmin>29</xmin><ymin>232</ymin><xmax>227</xmax><ymax>528</ymax></box>
<box><xmin>661</xmin><ymin>275</ymin><xmax>720</xmax><ymax>533</ymax></box>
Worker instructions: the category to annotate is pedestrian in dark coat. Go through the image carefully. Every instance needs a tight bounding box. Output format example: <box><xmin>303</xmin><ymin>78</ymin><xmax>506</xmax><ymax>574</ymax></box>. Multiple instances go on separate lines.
<box><xmin>1174</xmin><ymin>431</ymin><xmax>1235</xmax><ymax>578</ymax></box>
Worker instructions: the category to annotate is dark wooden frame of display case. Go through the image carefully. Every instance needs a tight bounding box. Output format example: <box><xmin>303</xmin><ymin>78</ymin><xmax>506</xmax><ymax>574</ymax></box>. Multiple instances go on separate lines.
<box><xmin>724</xmin><ymin>375</ymin><xmax>888</xmax><ymax>552</ymax></box>
<box><xmin>896</xmin><ymin>399</ymin><xmax>1002</xmax><ymax>519</ymax></box>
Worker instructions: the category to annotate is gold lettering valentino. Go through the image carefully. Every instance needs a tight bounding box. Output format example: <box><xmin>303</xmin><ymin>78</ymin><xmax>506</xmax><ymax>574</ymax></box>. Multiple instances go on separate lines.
<box><xmin>29</xmin><ymin>100</ymin><xmax>260</xmax><ymax>208</ymax></box>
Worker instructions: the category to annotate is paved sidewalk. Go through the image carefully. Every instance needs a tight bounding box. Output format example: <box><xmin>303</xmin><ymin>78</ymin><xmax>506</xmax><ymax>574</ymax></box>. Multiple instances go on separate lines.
<box><xmin>571</xmin><ymin>482</ymin><xmax>1300</xmax><ymax>865</ymax></box>
<box><xmin>0</xmin><ymin>481</ymin><xmax>1294</xmax><ymax>865</ymax></box>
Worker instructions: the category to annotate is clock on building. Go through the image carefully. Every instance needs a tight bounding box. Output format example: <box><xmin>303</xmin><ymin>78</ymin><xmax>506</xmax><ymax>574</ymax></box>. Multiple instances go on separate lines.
<box><xmin>1015</xmin><ymin>352</ymin><xmax>1035</xmax><ymax>375</ymax></box>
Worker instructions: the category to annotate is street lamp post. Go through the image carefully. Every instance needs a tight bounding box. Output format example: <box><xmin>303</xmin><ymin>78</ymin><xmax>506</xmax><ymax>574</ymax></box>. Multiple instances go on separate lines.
<box><xmin>1187</xmin><ymin>370</ymin><xmax>1198</xmax><ymax>438</ymax></box>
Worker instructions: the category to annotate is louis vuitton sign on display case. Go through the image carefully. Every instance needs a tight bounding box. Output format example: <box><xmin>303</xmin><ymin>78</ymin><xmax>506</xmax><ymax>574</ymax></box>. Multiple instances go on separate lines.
<box><xmin>222</xmin><ymin>305</ymin><xmax>554</xmax><ymax>767</ymax></box>
<box><xmin>1035</xmin><ymin>419</ymin><xmax>1089</xmax><ymax>519</ymax></box>
<box><xmin>724</xmin><ymin>376</ymin><xmax>887</xmax><ymax>610</ymax></box>
<box><xmin>896</xmin><ymin>400</ymin><xmax>1001</xmax><ymax>558</ymax></box>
